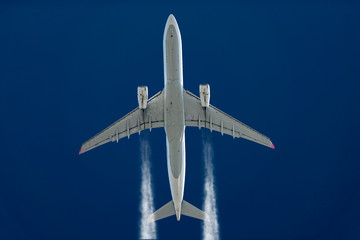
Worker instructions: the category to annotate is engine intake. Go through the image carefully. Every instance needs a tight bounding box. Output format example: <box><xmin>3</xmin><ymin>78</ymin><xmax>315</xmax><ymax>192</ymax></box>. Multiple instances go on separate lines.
<box><xmin>137</xmin><ymin>86</ymin><xmax>148</xmax><ymax>109</ymax></box>
<box><xmin>199</xmin><ymin>84</ymin><xmax>210</xmax><ymax>107</ymax></box>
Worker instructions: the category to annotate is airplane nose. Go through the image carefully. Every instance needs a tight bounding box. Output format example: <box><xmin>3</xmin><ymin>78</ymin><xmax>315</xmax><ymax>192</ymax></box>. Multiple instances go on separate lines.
<box><xmin>166</xmin><ymin>14</ymin><xmax>177</xmax><ymax>26</ymax></box>
<box><xmin>168</xmin><ymin>14</ymin><xmax>175</xmax><ymax>21</ymax></box>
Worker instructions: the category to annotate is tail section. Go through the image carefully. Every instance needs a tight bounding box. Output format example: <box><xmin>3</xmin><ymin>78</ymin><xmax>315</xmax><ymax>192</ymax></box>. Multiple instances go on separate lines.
<box><xmin>148</xmin><ymin>200</ymin><xmax>175</xmax><ymax>222</ymax></box>
<box><xmin>148</xmin><ymin>200</ymin><xmax>209</xmax><ymax>222</ymax></box>
<box><xmin>182</xmin><ymin>200</ymin><xmax>210</xmax><ymax>221</ymax></box>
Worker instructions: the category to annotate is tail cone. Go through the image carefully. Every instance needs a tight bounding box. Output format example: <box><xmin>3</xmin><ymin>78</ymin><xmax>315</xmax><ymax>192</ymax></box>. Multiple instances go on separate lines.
<box><xmin>176</xmin><ymin>209</ymin><xmax>181</xmax><ymax>221</ymax></box>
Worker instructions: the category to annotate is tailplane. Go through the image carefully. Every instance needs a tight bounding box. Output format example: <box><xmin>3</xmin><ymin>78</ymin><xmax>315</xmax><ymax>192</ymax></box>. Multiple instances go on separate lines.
<box><xmin>148</xmin><ymin>200</ymin><xmax>175</xmax><ymax>222</ymax></box>
<box><xmin>182</xmin><ymin>200</ymin><xmax>210</xmax><ymax>221</ymax></box>
<box><xmin>148</xmin><ymin>200</ymin><xmax>209</xmax><ymax>222</ymax></box>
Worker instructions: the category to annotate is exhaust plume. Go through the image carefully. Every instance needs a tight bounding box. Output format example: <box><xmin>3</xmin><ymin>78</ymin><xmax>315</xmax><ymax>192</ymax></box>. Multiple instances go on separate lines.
<box><xmin>139</xmin><ymin>135</ymin><xmax>157</xmax><ymax>239</ymax></box>
<box><xmin>202</xmin><ymin>131</ymin><xmax>220</xmax><ymax>240</ymax></box>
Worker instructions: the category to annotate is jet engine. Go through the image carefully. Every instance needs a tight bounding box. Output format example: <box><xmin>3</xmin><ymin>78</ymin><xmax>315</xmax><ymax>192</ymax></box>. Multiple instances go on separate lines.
<box><xmin>137</xmin><ymin>86</ymin><xmax>148</xmax><ymax>109</ymax></box>
<box><xmin>199</xmin><ymin>84</ymin><xmax>210</xmax><ymax>107</ymax></box>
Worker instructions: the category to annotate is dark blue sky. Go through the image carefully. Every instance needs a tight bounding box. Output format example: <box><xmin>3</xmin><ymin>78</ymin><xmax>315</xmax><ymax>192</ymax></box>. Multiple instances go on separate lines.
<box><xmin>1</xmin><ymin>1</ymin><xmax>359</xmax><ymax>239</ymax></box>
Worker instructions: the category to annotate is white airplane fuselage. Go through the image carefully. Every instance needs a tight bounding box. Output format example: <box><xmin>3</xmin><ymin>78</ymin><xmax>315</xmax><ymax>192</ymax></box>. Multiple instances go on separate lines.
<box><xmin>80</xmin><ymin>14</ymin><xmax>208</xmax><ymax>222</ymax></box>
<box><xmin>79</xmin><ymin>13</ymin><xmax>273</xmax><ymax>223</ymax></box>
<box><xmin>163</xmin><ymin>15</ymin><xmax>185</xmax><ymax>221</ymax></box>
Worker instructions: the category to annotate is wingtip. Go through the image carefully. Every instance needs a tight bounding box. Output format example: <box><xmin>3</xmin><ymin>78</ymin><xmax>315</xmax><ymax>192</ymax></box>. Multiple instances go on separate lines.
<box><xmin>204</xmin><ymin>213</ymin><xmax>210</xmax><ymax>222</ymax></box>
<box><xmin>79</xmin><ymin>148</ymin><xmax>82</xmax><ymax>155</ymax></box>
<box><xmin>147</xmin><ymin>215</ymin><xmax>154</xmax><ymax>223</ymax></box>
<box><xmin>271</xmin><ymin>142</ymin><xmax>275</xmax><ymax>149</ymax></box>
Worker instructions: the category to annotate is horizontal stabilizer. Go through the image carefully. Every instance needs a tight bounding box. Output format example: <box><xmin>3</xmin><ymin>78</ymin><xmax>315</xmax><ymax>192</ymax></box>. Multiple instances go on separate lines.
<box><xmin>182</xmin><ymin>200</ymin><xmax>210</xmax><ymax>221</ymax></box>
<box><xmin>148</xmin><ymin>201</ymin><xmax>175</xmax><ymax>222</ymax></box>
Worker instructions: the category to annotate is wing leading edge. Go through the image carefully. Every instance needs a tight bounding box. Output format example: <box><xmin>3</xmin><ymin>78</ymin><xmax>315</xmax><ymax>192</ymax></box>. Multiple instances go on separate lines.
<box><xmin>183</xmin><ymin>90</ymin><xmax>274</xmax><ymax>149</ymax></box>
<box><xmin>79</xmin><ymin>91</ymin><xmax>164</xmax><ymax>154</ymax></box>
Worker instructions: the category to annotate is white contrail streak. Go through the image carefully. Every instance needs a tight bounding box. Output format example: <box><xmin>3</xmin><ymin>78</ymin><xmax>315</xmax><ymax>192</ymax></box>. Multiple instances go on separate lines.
<box><xmin>202</xmin><ymin>131</ymin><xmax>220</xmax><ymax>240</ymax></box>
<box><xmin>139</xmin><ymin>135</ymin><xmax>157</xmax><ymax>240</ymax></box>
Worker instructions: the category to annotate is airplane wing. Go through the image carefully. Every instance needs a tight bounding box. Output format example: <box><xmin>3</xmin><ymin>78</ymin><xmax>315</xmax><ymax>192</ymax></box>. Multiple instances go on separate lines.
<box><xmin>183</xmin><ymin>90</ymin><xmax>274</xmax><ymax>149</ymax></box>
<box><xmin>79</xmin><ymin>91</ymin><xmax>164</xmax><ymax>154</ymax></box>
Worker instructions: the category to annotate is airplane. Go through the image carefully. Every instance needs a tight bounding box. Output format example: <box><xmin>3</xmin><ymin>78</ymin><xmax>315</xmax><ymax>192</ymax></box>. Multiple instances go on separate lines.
<box><xmin>79</xmin><ymin>14</ymin><xmax>274</xmax><ymax>222</ymax></box>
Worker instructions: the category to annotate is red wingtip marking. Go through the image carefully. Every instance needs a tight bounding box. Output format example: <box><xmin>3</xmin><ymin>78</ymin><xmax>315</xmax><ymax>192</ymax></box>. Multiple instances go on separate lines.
<box><xmin>79</xmin><ymin>149</ymin><xmax>82</xmax><ymax>155</ymax></box>
<box><xmin>271</xmin><ymin>142</ymin><xmax>275</xmax><ymax>149</ymax></box>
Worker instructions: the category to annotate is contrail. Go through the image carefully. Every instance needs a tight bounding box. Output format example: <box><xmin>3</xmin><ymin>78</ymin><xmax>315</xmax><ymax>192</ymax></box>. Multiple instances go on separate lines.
<box><xmin>202</xmin><ymin>131</ymin><xmax>220</xmax><ymax>240</ymax></box>
<box><xmin>139</xmin><ymin>134</ymin><xmax>157</xmax><ymax>240</ymax></box>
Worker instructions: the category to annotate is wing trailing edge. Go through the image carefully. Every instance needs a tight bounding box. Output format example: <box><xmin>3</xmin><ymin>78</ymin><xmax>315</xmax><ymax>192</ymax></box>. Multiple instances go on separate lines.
<box><xmin>183</xmin><ymin>89</ymin><xmax>274</xmax><ymax>149</ymax></box>
<box><xmin>79</xmin><ymin>91</ymin><xmax>164</xmax><ymax>154</ymax></box>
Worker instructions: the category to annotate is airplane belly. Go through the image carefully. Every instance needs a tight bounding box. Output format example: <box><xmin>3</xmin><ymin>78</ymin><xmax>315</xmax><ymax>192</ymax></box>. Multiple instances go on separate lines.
<box><xmin>166</xmin><ymin>136</ymin><xmax>186</xmax><ymax>209</ymax></box>
<box><xmin>163</xmin><ymin>22</ymin><xmax>183</xmax><ymax>87</ymax></box>
<box><xmin>163</xmin><ymin>15</ymin><xmax>186</xmax><ymax>212</ymax></box>
<box><xmin>163</xmin><ymin>15</ymin><xmax>185</xmax><ymax>156</ymax></box>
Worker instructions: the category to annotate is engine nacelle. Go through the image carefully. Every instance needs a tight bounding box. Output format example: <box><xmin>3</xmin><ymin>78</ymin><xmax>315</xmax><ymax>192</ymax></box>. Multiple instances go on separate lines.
<box><xmin>199</xmin><ymin>84</ymin><xmax>210</xmax><ymax>108</ymax></box>
<box><xmin>137</xmin><ymin>86</ymin><xmax>148</xmax><ymax>109</ymax></box>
